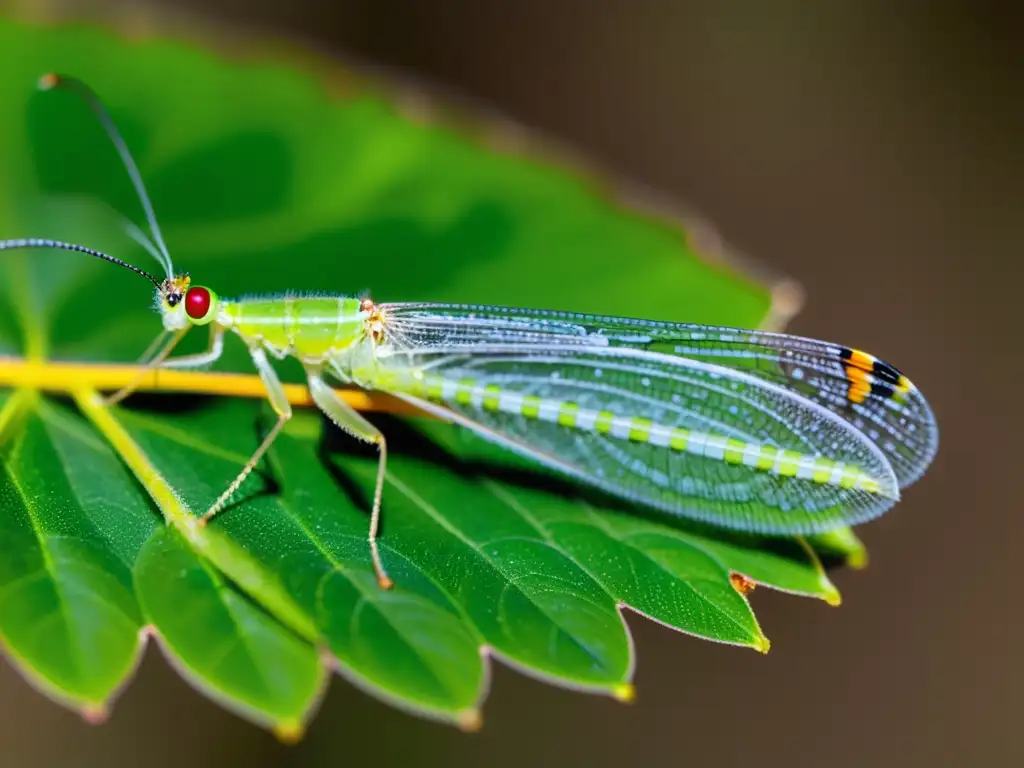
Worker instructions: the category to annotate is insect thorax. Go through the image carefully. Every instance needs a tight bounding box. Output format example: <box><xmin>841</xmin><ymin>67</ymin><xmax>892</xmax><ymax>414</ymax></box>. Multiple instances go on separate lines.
<box><xmin>222</xmin><ymin>296</ymin><xmax>372</xmax><ymax>364</ymax></box>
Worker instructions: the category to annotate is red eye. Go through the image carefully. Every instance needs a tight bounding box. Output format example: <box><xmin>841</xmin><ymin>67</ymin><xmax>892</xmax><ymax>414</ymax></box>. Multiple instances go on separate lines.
<box><xmin>185</xmin><ymin>286</ymin><xmax>211</xmax><ymax>319</ymax></box>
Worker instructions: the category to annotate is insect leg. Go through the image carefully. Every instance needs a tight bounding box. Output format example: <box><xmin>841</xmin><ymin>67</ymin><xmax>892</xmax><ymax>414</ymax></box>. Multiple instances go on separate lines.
<box><xmin>137</xmin><ymin>329</ymin><xmax>172</xmax><ymax>366</ymax></box>
<box><xmin>160</xmin><ymin>325</ymin><xmax>225</xmax><ymax>369</ymax></box>
<box><xmin>306</xmin><ymin>367</ymin><xmax>393</xmax><ymax>589</ymax></box>
<box><xmin>104</xmin><ymin>327</ymin><xmax>189</xmax><ymax>405</ymax></box>
<box><xmin>201</xmin><ymin>345</ymin><xmax>291</xmax><ymax>524</ymax></box>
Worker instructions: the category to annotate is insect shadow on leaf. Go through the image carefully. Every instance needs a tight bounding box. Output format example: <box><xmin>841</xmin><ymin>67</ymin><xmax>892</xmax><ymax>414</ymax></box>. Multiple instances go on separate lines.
<box><xmin>111</xmin><ymin>392</ymin><xmax>283</xmax><ymax>514</ymax></box>
<box><xmin>312</xmin><ymin>411</ymin><xmax>817</xmax><ymax>568</ymax></box>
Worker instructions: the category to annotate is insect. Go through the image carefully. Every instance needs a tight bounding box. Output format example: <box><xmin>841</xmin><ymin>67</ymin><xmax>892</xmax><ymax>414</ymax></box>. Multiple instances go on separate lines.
<box><xmin>0</xmin><ymin>75</ymin><xmax>938</xmax><ymax>589</ymax></box>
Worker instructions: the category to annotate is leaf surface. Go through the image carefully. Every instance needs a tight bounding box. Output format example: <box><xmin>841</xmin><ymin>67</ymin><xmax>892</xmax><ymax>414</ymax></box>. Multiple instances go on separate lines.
<box><xmin>0</xmin><ymin>392</ymin><xmax>148</xmax><ymax>714</ymax></box>
<box><xmin>134</xmin><ymin>527</ymin><xmax>325</xmax><ymax>737</ymax></box>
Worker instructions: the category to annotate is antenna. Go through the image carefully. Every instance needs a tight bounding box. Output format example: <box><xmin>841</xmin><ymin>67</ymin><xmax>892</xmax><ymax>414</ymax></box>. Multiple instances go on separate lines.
<box><xmin>0</xmin><ymin>238</ymin><xmax>161</xmax><ymax>288</ymax></box>
<box><xmin>38</xmin><ymin>73</ymin><xmax>174</xmax><ymax>279</ymax></box>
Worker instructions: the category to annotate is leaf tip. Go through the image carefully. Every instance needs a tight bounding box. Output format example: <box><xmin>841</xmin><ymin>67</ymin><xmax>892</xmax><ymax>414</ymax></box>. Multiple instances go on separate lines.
<box><xmin>273</xmin><ymin>721</ymin><xmax>306</xmax><ymax>744</ymax></box>
<box><xmin>729</xmin><ymin>572</ymin><xmax>757</xmax><ymax>597</ymax></box>
<box><xmin>847</xmin><ymin>547</ymin><xmax>869</xmax><ymax>570</ymax></box>
<box><xmin>806</xmin><ymin>529</ymin><xmax>869</xmax><ymax>570</ymax></box>
<box><xmin>79</xmin><ymin>703</ymin><xmax>109</xmax><ymax>725</ymax></box>
<box><xmin>457</xmin><ymin>709</ymin><xmax>483</xmax><ymax>732</ymax></box>
<box><xmin>612</xmin><ymin>683</ymin><xmax>636</xmax><ymax>704</ymax></box>
<box><xmin>753</xmin><ymin>633</ymin><xmax>771</xmax><ymax>655</ymax></box>
<box><xmin>823</xmin><ymin>586</ymin><xmax>843</xmax><ymax>607</ymax></box>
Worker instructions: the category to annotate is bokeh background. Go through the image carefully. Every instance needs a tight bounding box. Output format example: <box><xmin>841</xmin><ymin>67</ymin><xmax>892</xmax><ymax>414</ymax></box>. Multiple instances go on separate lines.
<box><xmin>1</xmin><ymin>1</ymin><xmax>1020</xmax><ymax>766</ymax></box>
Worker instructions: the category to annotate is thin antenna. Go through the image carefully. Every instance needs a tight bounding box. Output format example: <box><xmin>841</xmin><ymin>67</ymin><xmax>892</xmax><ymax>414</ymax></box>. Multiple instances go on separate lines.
<box><xmin>39</xmin><ymin>73</ymin><xmax>174</xmax><ymax>279</ymax></box>
<box><xmin>0</xmin><ymin>238</ymin><xmax>161</xmax><ymax>288</ymax></box>
<box><xmin>123</xmin><ymin>219</ymin><xmax>169</xmax><ymax>270</ymax></box>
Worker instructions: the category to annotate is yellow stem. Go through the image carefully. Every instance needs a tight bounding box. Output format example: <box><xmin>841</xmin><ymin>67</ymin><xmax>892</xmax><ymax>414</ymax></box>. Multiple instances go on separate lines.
<box><xmin>73</xmin><ymin>387</ymin><xmax>195</xmax><ymax>532</ymax></box>
<box><xmin>0</xmin><ymin>356</ymin><xmax>427</xmax><ymax>417</ymax></box>
<box><xmin>74</xmin><ymin>387</ymin><xmax>319</xmax><ymax>641</ymax></box>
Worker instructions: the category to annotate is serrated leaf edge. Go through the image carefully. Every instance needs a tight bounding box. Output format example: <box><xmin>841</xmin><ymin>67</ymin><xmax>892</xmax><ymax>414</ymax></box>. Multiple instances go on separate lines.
<box><xmin>0</xmin><ymin>389</ymin><xmax>146</xmax><ymax>716</ymax></box>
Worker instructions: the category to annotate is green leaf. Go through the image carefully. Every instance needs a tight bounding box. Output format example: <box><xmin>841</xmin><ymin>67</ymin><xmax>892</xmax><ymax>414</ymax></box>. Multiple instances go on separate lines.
<box><xmin>116</xmin><ymin>403</ymin><xmax>485</xmax><ymax>722</ymax></box>
<box><xmin>0</xmin><ymin>16</ymin><xmax>850</xmax><ymax>731</ymax></box>
<box><xmin>133</xmin><ymin>527</ymin><xmax>325</xmax><ymax>738</ymax></box>
<box><xmin>807</xmin><ymin>528</ymin><xmax>869</xmax><ymax>570</ymax></box>
<box><xmin>0</xmin><ymin>391</ymin><xmax>149</xmax><ymax>717</ymax></box>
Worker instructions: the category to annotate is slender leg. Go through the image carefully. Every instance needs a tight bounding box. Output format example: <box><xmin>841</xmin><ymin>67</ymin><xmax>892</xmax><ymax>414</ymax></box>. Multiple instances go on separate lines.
<box><xmin>104</xmin><ymin>327</ymin><xmax>189</xmax><ymax>405</ymax></box>
<box><xmin>201</xmin><ymin>345</ymin><xmax>292</xmax><ymax>524</ymax></box>
<box><xmin>306</xmin><ymin>367</ymin><xmax>393</xmax><ymax>589</ymax></box>
<box><xmin>137</xmin><ymin>329</ymin><xmax>172</xmax><ymax>366</ymax></box>
<box><xmin>107</xmin><ymin>325</ymin><xmax>224</xmax><ymax>406</ymax></box>
<box><xmin>160</xmin><ymin>326</ymin><xmax>225</xmax><ymax>369</ymax></box>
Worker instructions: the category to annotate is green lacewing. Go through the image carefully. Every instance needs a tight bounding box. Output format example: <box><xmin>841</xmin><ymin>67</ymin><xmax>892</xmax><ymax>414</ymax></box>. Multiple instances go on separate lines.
<box><xmin>0</xmin><ymin>75</ymin><xmax>938</xmax><ymax>587</ymax></box>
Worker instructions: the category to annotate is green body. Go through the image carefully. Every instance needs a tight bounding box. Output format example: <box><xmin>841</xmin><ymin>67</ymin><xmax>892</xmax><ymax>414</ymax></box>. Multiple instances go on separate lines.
<box><xmin>221</xmin><ymin>296</ymin><xmax>369</xmax><ymax>363</ymax></box>
<box><xmin>218</xmin><ymin>294</ymin><xmax>889</xmax><ymax>504</ymax></box>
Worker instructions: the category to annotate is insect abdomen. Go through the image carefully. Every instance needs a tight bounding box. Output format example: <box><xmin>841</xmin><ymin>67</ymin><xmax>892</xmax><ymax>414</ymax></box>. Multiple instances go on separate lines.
<box><xmin>223</xmin><ymin>296</ymin><xmax>367</xmax><ymax>359</ymax></box>
<box><xmin>404</xmin><ymin>373</ymin><xmax>884</xmax><ymax>494</ymax></box>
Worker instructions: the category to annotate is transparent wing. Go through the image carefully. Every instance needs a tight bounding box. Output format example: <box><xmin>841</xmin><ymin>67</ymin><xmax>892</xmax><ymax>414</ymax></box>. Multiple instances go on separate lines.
<box><xmin>379</xmin><ymin>302</ymin><xmax>937</xmax><ymax>489</ymax></box>
<box><xmin>368</xmin><ymin>339</ymin><xmax>904</xmax><ymax>537</ymax></box>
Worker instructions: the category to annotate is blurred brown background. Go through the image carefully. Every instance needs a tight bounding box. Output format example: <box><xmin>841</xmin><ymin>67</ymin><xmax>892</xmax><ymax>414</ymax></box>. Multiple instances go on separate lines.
<box><xmin>2</xmin><ymin>1</ymin><xmax>1021</xmax><ymax>766</ymax></box>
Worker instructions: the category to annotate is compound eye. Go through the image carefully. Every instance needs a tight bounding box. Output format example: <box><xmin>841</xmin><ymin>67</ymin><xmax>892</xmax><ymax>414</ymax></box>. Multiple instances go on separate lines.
<box><xmin>185</xmin><ymin>286</ymin><xmax>212</xmax><ymax>320</ymax></box>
